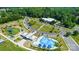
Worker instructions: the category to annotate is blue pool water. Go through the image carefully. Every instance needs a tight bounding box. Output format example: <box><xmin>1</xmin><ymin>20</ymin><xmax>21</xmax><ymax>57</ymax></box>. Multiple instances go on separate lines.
<box><xmin>38</xmin><ymin>36</ymin><xmax>56</xmax><ymax>49</ymax></box>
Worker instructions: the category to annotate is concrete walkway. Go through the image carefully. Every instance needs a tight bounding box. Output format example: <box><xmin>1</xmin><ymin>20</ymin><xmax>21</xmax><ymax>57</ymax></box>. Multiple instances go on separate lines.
<box><xmin>0</xmin><ymin>33</ymin><xmax>35</xmax><ymax>51</ymax></box>
<box><xmin>61</xmin><ymin>35</ymin><xmax>79</xmax><ymax>51</ymax></box>
<box><xmin>23</xmin><ymin>17</ymin><xmax>79</xmax><ymax>51</ymax></box>
<box><xmin>17</xmin><ymin>39</ymin><xmax>26</xmax><ymax>46</ymax></box>
<box><xmin>55</xmin><ymin>23</ymin><xmax>79</xmax><ymax>51</ymax></box>
<box><xmin>23</xmin><ymin>17</ymin><xmax>57</xmax><ymax>37</ymax></box>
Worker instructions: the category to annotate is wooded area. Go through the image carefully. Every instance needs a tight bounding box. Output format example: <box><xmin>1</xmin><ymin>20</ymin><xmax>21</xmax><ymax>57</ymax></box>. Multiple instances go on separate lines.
<box><xmin>0</xmin><ymin>7</ymin><xmax>79</xmax><ymax>28</ymax></box>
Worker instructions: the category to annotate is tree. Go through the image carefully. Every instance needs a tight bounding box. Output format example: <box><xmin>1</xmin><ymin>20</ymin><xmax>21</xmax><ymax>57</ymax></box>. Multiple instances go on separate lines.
<box><xmin>76</xmin><ymin>18</ymin><xmax>79</xmax><ymax>24</ymax></box>
<box><xmin>64</xmin><ymin>32</ymin><xmax>71</xmax><ymax>37</ymax></box>
<box><xmin>73</xmin><ymin>30</ymin><xmax>79</xmax><ymax>36</ymax></box>
<box><xmin>0</xmin><ymin>7</ymin><xmax>79</xmax><ymax>29</ymax></box>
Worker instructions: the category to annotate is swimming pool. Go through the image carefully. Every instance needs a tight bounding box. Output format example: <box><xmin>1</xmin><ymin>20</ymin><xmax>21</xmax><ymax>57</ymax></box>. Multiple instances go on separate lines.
<box><xmin>33</xmin><ymin>36</ymin><xmax>57</xmax><ymax>49</ymax></box>
<box><xmin>39</xmin><ymin>36</ymin><xmax>55</xmax><ymax>48</ymax></box>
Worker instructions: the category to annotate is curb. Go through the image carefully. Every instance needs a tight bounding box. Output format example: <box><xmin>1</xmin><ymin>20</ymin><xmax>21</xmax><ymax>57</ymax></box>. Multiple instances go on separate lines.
<box><xmin>60</xmin><ymin>35</ymin><xmax>70</xmax><ymax>51</ymax></box>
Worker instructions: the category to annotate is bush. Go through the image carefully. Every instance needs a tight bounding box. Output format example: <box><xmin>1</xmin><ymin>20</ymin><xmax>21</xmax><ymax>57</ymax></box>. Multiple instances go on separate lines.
<box><xmin>64</xmin><ymin>32</ymin><xmax>71</xmax><ymax>37</ymax></box>
<box><xmin>72</xmin><ymin>30</ymin><xmax>79</xmax><ymax>36</ymax></box>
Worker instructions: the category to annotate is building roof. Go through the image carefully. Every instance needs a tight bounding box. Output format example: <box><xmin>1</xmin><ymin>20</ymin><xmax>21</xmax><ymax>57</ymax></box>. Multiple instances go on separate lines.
<box><xmin>20</xmin><ymin>32</ymin><xmax>37</xmax><ymax>41</ymax></box>
<box><xmin>42</xmin><ymin>18</ymin><xmax>56</xmax><ymax>22</ymax></box>
<box><xmin>21</xmin><ymin>32</ymin><xmax>28</xmax><ymax>37</ymax></box>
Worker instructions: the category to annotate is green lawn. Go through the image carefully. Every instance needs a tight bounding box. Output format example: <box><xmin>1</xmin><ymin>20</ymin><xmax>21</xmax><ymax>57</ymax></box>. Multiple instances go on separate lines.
<box><xmin>28</xmin><ymin>18</ymin><xmax>59</xmax><ymax>33</ymax></box>
<box><xmin>0</xmin><ymin>40</ymin><xmax>27</xmax><ymax>51</ymax></box>
<box><xmin>14</xmin><ymin>38</ymin><xmax>22</xmax><ymax>42</ymax></box>
<box><xmin>39</xmin><ymin>24</ymin><xmax>59</xmax><ymax>33</ymax></box>
<box><xmin>18</xmin><ymin>19</ymin><xmax>31</xmax><ymax>32</ymax></box>
<box><xmin>32</xmin><ymin>22</ymin><xmax>42</xmax><ymax>29</ymax></box>
<box><xmin>72</xmin><ymin>35</ymin><xmax>79</xmax><ymax>45</ymax></box>
<box><xmin>30</xmin><ymin>36</ymin><xmax>68</xmax><ymax>51</ymax></box>
<box><xmin>0</xmin><ymin>36</ymin><xmax>7</xmax><ymax>40</ymax></box>
<box><xmin>39</xmin><ymin>24</ymin><xmax>52</xmax><ymax>32</ymax></box>
<box><xmin>4</xmin><ymin>27</ymin><xmax>20</xmax><ymax>36</ymax></box>
<box><xmin>28</xmin><ymin>18</ymin><xmax>42</xmax><ymax>29</ymax></box>
<box><xmin>53</xmin><ymin>36</ymin><xmax>68</xmax><ymax>51</ymax></box>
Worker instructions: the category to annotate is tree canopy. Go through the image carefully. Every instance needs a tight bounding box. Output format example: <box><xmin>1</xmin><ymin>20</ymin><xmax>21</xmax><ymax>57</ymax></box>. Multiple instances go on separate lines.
<box><xmin>0</xmin><ymin>7</ymin><xmax>79</xmax><ymax>28</ymax></box>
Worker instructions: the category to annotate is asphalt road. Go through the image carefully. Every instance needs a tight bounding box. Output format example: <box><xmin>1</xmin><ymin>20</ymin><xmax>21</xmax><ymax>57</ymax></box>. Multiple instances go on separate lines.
<box><xmin>55</xmin><ymin>23</ymin><xmax>79</xmax><ymax>51</ymax></box>
<box><xmin>24</xmin><ymin>17</ymin><xmax>79</xmax><ymax>51</ymax></box>
<box><xmin>61</xmin><ymin>35</ymin><xmax>79</xmax><ymax>51</ymax></box>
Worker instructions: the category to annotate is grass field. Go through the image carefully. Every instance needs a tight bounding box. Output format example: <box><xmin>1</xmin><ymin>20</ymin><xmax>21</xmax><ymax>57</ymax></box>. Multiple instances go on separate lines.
<box><xmin>39</xmin><ymin>24</ymin><xmax>53</xmax><ymax>32</ymax></box>
<box><xmin>28</xmin><ymin>18</ymin><xmax>59</xmax><ymax>33</ymax></box>
<box><xmin>28</xmin><ymin>18</ymin><xmax>42</xmax><ymax>29</ymax></box>
<box><xmin>4</xmin><ymin>27</ymin><xmax>20</xmax><ymax>36</ymax></box>
<box><xmin>72</xmin><ymin>35</ymin><xmax>79</xmax><ymax>45</ymax></box>
<box><xmin>18</xmin><ymin>19</ymin><xmax>31</xmax><ymax>32</ymax></box>
<box><xmin>53</xmin><ymin>36</ymin><xmax>68</xmax><ymax>51</ymax></box>
<box><xmin>14</xmin><ymin>38</ymin><xmax>22</xmax><ymax>42</ymax></box>
<box><xmin>0</xmin><ymin>40</ymin><xmax>27</xmax><ymax>51</ymax></box>
<box><xmin>32</xmin><ymin>22</ymin><xmax>42</xmax><ymax>29</ymax></box>
<box><xmin>30</xmin><ymin>36</ymin><xmax>68</xmax><ymax>51</ymax></box>
<box><xmin>0</xmin><ymin>36</ymin><xmax>7</xmax><ymax>40</ymax></box>
<box><xmin>0</xmin><ymin>21</ymin><xmax>20</xmax><ymax>36</ymax></box>
<box><xmin>39</xmin><ymin>24</ymin><xmax>59</xmax><ymax>33</ymax></box>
